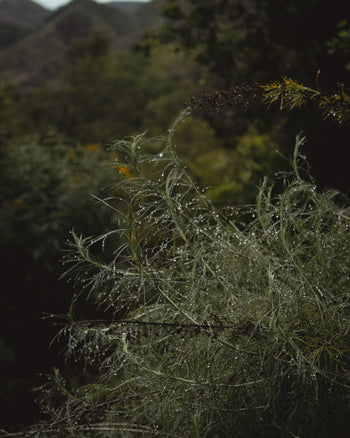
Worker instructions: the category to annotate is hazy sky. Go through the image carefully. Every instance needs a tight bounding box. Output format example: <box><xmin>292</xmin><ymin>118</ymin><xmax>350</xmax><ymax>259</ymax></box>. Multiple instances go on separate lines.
<box><xmin>34</xmin><ymin>0</ymin><xmax>149</xmax><ymax>10</ymax></box>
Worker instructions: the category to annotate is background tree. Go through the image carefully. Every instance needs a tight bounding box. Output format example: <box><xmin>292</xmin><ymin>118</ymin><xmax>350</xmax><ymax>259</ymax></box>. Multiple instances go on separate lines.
<box><xmin>158</xmin><ymin>0</ymin><xmax>350</xmax><ymax>195</ymax></box>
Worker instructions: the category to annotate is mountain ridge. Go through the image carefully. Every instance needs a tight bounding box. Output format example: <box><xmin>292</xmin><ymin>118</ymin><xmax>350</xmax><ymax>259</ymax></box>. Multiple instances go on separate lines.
<box><xmin>0</xmin><ymin>0</ymin><xmax>50</xmax><ymax>29</ymax></box>
<box><xmin>108</xmin><ymin>1</ymin><xmax>145</xmax><ymax>12</ymax></box>
<box><xmin>0</xmin><ymin>0</ymin><xmax>164</xmax><ymax>89</ymax></box>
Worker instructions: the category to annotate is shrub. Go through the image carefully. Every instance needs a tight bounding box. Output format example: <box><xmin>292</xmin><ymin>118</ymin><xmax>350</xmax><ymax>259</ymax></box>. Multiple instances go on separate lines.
<box><xmin>28</xmin><ymin>112</ymin><xmax>349</xmax><ymax>438</ymax></box>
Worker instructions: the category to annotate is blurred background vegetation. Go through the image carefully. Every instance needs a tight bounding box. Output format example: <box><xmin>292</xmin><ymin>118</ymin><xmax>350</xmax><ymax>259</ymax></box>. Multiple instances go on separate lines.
<box><xmin>0</xmin><ymin>0</ymin><xmax>350</xmax><ymax>431</ymax></box>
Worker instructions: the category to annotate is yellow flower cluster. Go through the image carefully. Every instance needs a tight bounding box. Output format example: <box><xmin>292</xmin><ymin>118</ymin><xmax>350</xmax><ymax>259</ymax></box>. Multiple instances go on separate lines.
<box><xmin>118</xmin><ymin>166</ymin><xmax>133</xmax><ymax>178</ymax></box>
<box><xmin>86</xmin><ymin>144</ymin><xmax>98</xmax><ymax>151</ymax></box>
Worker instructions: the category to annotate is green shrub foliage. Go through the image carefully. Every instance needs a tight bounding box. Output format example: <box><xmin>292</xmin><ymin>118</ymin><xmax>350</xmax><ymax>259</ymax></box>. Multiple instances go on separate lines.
<box><xmin>0</xmin><ymin>133</ymin><xmax>116</xmax><ymax>403</ymax></box>
<box><xmin>30</xmin><ymin>112</ymin><xmax>349</xmax><ymax>438</ymax></box>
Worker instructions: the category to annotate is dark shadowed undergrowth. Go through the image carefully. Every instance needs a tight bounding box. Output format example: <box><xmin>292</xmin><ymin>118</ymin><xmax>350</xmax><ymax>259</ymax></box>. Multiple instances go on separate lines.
<box><xmin>19</xmin><ymin>111</ymin><xmax>349</xmax><ymax>438</ymax></box>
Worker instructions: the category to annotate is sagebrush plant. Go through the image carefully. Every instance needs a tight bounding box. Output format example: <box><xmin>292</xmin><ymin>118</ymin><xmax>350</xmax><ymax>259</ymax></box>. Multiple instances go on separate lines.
<box><xmin>24</xmin><ymin>111</ymin><xmax>349</xmax><ymax>438</ymax></box>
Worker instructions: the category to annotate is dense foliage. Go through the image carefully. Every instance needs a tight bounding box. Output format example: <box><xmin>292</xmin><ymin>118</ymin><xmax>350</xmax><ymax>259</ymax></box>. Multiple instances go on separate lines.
<box><xmin>158</xmin><ymin>0</ymin><xmax>350</xmax><ymax>194</ymax></box>
<box><xmin>0</xmin><ymin>133</ymin><xmax>116</xmax><ymax>427</ymax></box>
<box><xmin>20</xmin><ymin>112</ymin><xmax>349</xmax><ymax>438</ymax></box>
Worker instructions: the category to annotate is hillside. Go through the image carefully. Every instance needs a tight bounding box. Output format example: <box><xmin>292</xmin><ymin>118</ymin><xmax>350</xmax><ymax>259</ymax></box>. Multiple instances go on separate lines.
<box><xmin>0</xmin><ymin>0</ymin><xmax>163</xmax><ymax>89</ymax></box>
<box><xmin>0</xmin><ymin>0</ymin><xmax>50</xmax><ymax>29</ymax></box>
<box><xmin>0</xmin><ymin>21</ymin><xmax>27</xmax><ymax>49</ymax></box>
